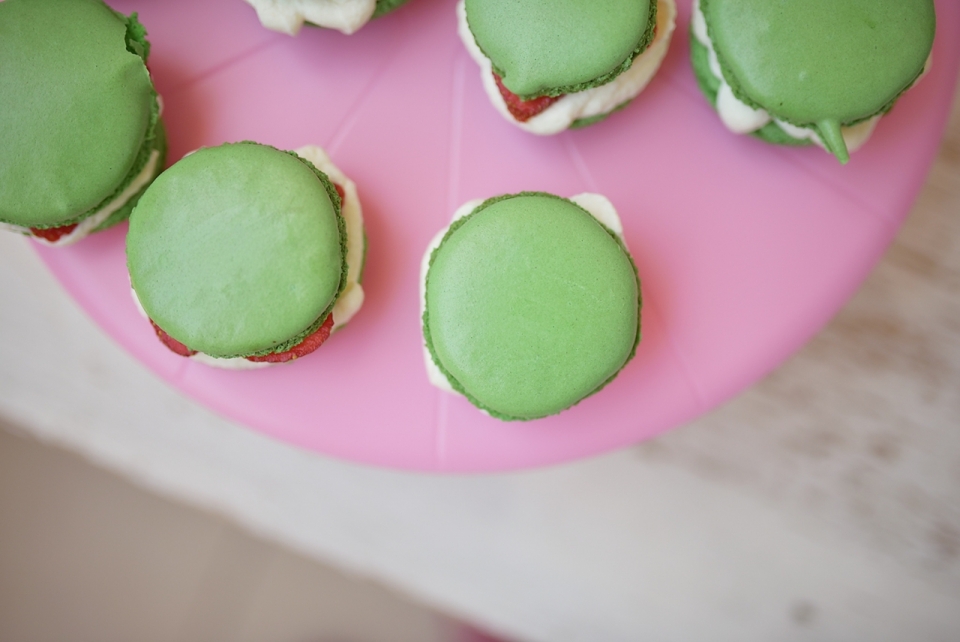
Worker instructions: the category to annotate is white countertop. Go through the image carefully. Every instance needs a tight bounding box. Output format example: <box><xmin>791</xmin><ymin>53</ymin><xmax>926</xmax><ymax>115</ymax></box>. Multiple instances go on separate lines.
<box><xmin>3</xmin><ymin>91</ymin><xmax>959</xmax><ymax>641</ymax></box>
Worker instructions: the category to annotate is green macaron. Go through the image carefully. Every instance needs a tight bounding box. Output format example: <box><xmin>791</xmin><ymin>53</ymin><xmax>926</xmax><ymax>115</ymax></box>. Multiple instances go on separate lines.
<box><xmin>0</xmin><ymin>0</ymin><xmax>165</xmax><ymax>243</ymax></box>
<box><xmin>423</xmin><ymin>192</ymin><xmax>641</xmax><ymax>421</ymax></box>
<box><xmin>460</xmin><ymin>0</ymin><xmax>675</xmax><ymax>133</ymax></box>
<box><xmin>127</xmin><ymin>142</ymin><xmax>349</xmax><ymax>362</ymax></box>
<box><xmin>692</xmin><ymin>0</ymin><xmax>936</xmax><ymax>163</ymax></box>
<box><xmin>465</xmin><ymin>0</ymin><xmax>657</xmax><ymax>100</ymax></box>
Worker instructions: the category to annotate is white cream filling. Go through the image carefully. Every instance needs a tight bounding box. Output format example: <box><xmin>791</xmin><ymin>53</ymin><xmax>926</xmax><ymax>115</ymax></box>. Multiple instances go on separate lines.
<box><xmin>691</xmin><ymin>0</ymin><xmax>928</xmax><ymax>153</ymax></box>
<box><xmin>294</xmin><ymin>144</ymin><xmax>365</xmax><ymax>332</ymax></box>
<box><xmin>132</xmin><ymin>145</ymin><xmax>365</xmax><ymax>370</ymax></box>
<box><xmin>3</xmin><ymin>147</ymin><xmax>162</xmax><ymax>247</ymax></box>
<box><xmin>457</xmin><ymin>0</ymin><xmax>676</xmax><ymax>135</ymax></box>
<box><xmin>420</xmin><ymin>193</ymin><xmax>627</xmax><ymax>394</ymax></box>
<box><xmin>242</xmin><ymin>0</ymin><xmax>377</xmax><ymax>35</ymax></box>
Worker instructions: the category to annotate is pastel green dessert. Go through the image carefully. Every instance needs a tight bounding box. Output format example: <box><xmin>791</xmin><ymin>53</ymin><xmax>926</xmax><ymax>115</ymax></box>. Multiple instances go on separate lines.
<box><xmin>692</xmin><ymin>0</ymin><xmax>936</xmax><ymax>163</ymax></box>
<box><xmin>466</xmin><ymin>0</ymin><xmax>656</xmax><ymax>99</ymax></box>
<box><xmin>127</xmin><ymin>143</ymin><xmax>351</xmax><ymax>363</ymax></box>
<box><xmin>0</xmin><ymin>0</ymin><xmax>165</xmax><ymax>244</ymax></box>
<box><xmin>423</xmin><ymin>193</ymin><xmax>641</xmax><ymax>421</ymax></box>
<box><xmin>459</xmin><ymin>0</ymin><xmax>675</xmax><ymax>134</ymax></box>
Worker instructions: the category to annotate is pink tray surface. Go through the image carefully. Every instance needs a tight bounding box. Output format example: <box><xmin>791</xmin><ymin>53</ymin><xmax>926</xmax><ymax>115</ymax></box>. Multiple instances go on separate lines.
<box><xmin>35</xmin><ymin>0</ymin><xmax>960</xmax><ymax>472</ymax></box>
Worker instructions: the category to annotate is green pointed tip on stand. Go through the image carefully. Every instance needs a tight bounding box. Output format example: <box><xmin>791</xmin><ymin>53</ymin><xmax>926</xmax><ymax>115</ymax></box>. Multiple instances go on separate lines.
<box><xmin>817</xmin><ymin>120</ymin><xmax>849</xmax><ymax>165</ymax></box>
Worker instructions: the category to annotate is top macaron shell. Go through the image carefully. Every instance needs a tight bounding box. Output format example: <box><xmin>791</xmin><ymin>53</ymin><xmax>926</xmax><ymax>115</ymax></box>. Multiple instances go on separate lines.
<box><xmin>702</xmin><ymin>0</ymin><xmax>935</xmax><ymax>135</ymax></box>
<box><xmin>0</xmin><ymin>0</ymin><xmax>157</xmax><ymax>228</ymax></box>
<box><xmin>127</xmin><ymin>143</ymin><xmax>346</xmax><ymax>359</ymax></box>
<box><xmin>424</xmin><ymin>193</ymin><xmax>641</xmax><ymax>421</ymax></box>
<box><xmin>464</xmin><ymin>0</ymin><xmax>656</xmax><ymax>98</ymax></box>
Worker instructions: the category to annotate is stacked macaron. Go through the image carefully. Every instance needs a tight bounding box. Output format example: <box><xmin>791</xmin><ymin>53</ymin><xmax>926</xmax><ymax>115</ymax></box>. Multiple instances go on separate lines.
<box><xmin>0</xmin><ymin>0</ymin><xmax>166</xmax><ymax>245</ymax></box>
<box><xmin>127</xmin><ymin>142</ymin><xmax>365</xmax><ymax>368</ymax></box>
<box><xmin>458</xmin><ymin>0</ymin><xmax>676</xmax><ymax>134</ymax></box>
<box><xmin>421</xmin><ymin>192</ymin><xmax>641</xmax><ymax>420</ymax></box>
<box><xmin>690</xmin><ymin>0</ymin><xmax>936</xmax><ymax>163</ymax></box>
<box><xmin>242</xmin><ymin>0</ymin><xmax>411</xmax><ymax>35</ymax></box>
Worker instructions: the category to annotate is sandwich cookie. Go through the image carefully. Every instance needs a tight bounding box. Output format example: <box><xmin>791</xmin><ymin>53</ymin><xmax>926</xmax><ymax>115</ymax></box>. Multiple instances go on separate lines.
<box><xmin>243</xmin><ymin>0</ymin><xmax>411</xmax><ymax>36</ymax></box>
<box><xmin>458</xmin><ymin>0</ymin><xmax>676</xmax><ymax>135</ymax></box>
<box><xmin>421</xmin><ymin>192</ymin><xmax>641</xmax><ymax>421</ymax></box>
<box><xmin>0</xmin><ymin>0</ymin><xmax>166</xmax><ymax>246</ymax></box>
<box><xmin>691</xmin><ymin>0</ymin><xmax>936</xmax><ymax>163</ymax></box>
<box><xmin>127</xmin><ymin>142</ymin><xmax>365</xmax><ymax>369</ymax></box>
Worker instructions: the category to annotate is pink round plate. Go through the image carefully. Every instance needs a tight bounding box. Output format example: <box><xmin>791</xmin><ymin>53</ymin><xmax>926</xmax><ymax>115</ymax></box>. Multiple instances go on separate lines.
<box><xmin>35</xmin><ymin>0</ymin><xmax>960</xmax><ymax>472</ymax></box>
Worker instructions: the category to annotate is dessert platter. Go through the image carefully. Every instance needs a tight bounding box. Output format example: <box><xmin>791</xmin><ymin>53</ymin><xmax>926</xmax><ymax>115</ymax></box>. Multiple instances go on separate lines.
<box><xmin>27</xmin><ymin>0</ymin><xmax>960</xmax><ymax>471</ymax></box>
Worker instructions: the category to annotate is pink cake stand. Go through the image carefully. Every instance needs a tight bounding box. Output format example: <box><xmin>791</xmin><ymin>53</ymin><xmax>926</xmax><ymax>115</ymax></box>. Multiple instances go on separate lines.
<box><xmin>35</xmin><ymin>0</ymin><xmax>960</xmax><ymax>472</ymax></box>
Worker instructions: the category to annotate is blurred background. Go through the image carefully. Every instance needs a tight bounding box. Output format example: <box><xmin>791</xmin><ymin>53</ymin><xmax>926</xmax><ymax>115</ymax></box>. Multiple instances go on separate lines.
<box><xmin>2</xmin><ymin>38</ymin><xmax>959</xmax><ymax>642</ymax></box>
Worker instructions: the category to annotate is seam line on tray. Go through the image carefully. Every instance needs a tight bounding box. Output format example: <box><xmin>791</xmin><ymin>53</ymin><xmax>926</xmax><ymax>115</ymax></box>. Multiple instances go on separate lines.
<box><xmin>163</xmin><ymin>37</ymin><xmax>287</xmax><ymax>96</ymax></box>
<box><xmin>446</xmin><ymin>53</ymin><xmax>468</xmax><ymax>214</ymax></box>
<box><xmin>563</xmin><ymin>135</ymin><xmax>601</xmax><ymax>194</ymax></box>
<box><xmin>433</xmin><ymin>52</ymin><xmax>469</xmax><ymax>467</ymax></box>
<box><xmin>646</xmin><ymin>298</ymin><xmax>709</xmax><ymax>413</ymax></box>
<box><xmin>325</xmin><ymin>53</ymin><xmax>403</xmax><ymax>157</ymax></box>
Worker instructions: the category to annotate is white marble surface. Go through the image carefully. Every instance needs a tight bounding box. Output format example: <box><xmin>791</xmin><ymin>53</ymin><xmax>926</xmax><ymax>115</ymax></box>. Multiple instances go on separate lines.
<box><xmin>3</xmin><ymin>91</ymin><xmax>960</xmax><ymax>641</ymax></box>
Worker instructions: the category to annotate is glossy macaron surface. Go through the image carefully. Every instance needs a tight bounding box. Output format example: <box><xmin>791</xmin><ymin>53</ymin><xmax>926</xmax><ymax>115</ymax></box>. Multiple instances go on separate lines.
<box><xmin>0</xmin><ymin>0</ymin><xmax>155</xmax><ymax>228</ymax></box>
<box><xmin>424</xmin><ymin>193</ymin><xmax>640</xmax><ymax>421</ymax></box>
<box><xmin>127</xmin><ymin>143</ymin><xmax>344</xmax><ymax>358</ymax></box>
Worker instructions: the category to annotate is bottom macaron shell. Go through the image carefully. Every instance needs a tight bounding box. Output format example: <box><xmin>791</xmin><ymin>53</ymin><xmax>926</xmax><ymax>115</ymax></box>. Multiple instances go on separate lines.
<box><xmin>424</xmin><ymin>194</ymin><xmax>640</xmax><ymax>421</ymax></box>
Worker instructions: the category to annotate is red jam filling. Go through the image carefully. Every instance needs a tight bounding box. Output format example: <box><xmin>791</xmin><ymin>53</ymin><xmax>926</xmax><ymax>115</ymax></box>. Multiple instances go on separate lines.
<box><xmin>493</xmin><ymin>74</ymin><xmax>563</xmax><ymax>122</ymax></box>
<box><xmin>150</xmin><ymin>313</ymin><xmax>335</xmax><ymax>363</ymax></box>
<box><xmin>150</xmin><ymin>321</ymin><xmax>198</xmax><ymax>357</ymax></box>
<box><xmin>491</xmin><ymin>27</ymin><xmax>659</xmax><ymax>125</ymax></box>
<box><xmin>30</xmin><ymin>223</ymin><xmax>79</xmax><ymax>243</ymax></box>
<box><xmin>334</xmin><ymin>183</ymin><xmax>345</xmax><ymax>201</ymax></box>
<box><xmin>246</xmin><ymin>313</ymin><xmax>335</xmax><ymax>363</ymax></box>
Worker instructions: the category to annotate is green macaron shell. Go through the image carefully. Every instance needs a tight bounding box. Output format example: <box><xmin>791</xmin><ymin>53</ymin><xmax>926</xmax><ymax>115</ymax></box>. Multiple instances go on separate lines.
<box><xmin>424</xmin><ymin>193</ymin><xmax>641</xmax><ymax>421</ymax></box>
<box><xmin>0</xmin><ymin>0</ymin><xmax>160</xmax><ymax>228</ymax></box>
<box><xmin>465</xmin><ymin>0</ymin><xmax>657</xmax><ymax>99</ymax></box>
<box><xmin>128</xmin><ymin>143</ymin><xmax>347</xmax><ymax>359</ymax></box>
<box><xmin>700</xmin><ymin>0</ymin><xmax>935</xmax><ymax>158</ymax></box>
